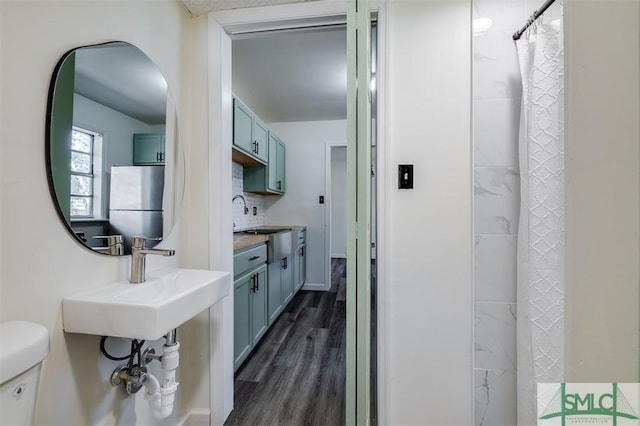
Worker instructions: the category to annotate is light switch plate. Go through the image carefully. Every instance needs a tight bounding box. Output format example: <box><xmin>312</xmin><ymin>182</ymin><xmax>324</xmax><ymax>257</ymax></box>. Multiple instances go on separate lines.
<box><xmin>398</xmin><ymin>164</ymin><xmax>414</xmax><ymax>189</ymax></box>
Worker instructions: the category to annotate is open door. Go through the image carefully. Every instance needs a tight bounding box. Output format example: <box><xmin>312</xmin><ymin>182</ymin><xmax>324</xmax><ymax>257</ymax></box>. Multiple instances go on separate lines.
<box><xmin>346</xmin><ymin>0</ymin><xmax>372</xmax><ymax>424</ymax></box>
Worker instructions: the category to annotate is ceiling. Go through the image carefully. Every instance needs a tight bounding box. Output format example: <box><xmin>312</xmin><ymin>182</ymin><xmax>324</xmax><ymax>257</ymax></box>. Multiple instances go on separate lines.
<box><xmin>74</xmin><ymin>43</ymin><xmax>167</xmax><ymax>125</ymax></box>
<box><xmin>180</xmin><ymin>0</ymin><xmax>347</xmax><ymax>123</ymax></box>
<box><xmin>180</xmin><ymin>0</ymin><xmax>313</xmax><ymax>16</ymax></box>
<box><xmin>232</xmin><ymin>26</ymin><xmax>347</xmax><ymax>123</ymax></box>
<box><xmin>73</xmin><ymin>27</ymin><xmax>347</xmax><ymax>126</ymax></box>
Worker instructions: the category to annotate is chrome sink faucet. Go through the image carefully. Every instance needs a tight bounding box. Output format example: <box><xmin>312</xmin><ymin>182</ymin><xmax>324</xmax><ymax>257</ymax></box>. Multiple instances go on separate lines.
<box><xmin>130</xmin><ymin>236</ymin><xmax>176</xmax><ymax>283</ymax></box>
<box><xmin>232</xmin><ymin>194</ymin><xmax>249</xmax><ymax>214</ymax></box>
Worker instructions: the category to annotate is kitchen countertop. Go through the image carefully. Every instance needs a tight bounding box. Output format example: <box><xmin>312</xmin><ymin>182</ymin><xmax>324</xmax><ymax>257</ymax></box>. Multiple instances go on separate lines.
<box><xmin>233</xmin><ymin>225</ymin><xmax>306</xmax><ymax>251</ymax></box>
<box><xmin>233</xmin><ymin>234</ymin><xmax>269</xmax><ymax>251</ymax></box>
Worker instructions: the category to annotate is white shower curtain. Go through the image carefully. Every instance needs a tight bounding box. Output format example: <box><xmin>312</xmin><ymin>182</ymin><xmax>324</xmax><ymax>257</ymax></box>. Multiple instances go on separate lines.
<box><xmin>515</xmin><ymin>16</ymin><xmax>565</xmax><ymax>426</ymax></box>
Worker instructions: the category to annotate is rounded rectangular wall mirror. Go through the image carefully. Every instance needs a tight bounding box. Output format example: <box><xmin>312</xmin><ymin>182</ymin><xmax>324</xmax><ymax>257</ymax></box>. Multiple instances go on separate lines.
<box><xmin>46</xmin><ymin>41</ymin><xmax>184</xmax><ymax>255</ymax></box>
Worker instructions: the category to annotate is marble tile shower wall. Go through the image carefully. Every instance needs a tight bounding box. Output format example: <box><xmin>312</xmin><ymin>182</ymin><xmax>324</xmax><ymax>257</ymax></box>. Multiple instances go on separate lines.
<box><xmin>473</xmin><ymin>0</ymin><xmax>527</xmax><ymax>424</ymax></box>
<box><xmin>232</xmin><ymin>162</ymin><xmax>265</xmax><ymax>230</ymax></box>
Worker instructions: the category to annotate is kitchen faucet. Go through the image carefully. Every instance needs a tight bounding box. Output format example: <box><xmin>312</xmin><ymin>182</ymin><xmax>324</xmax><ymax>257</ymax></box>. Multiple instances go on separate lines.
<box><xmin>232</xmin><ymin>194</ymin><xmax>249</xmax><ymax>214</ymax></box>
<box><xmin>130</xmin><ymin>236</ymin><xmax>175</xmax><ymax>283</ymax></box>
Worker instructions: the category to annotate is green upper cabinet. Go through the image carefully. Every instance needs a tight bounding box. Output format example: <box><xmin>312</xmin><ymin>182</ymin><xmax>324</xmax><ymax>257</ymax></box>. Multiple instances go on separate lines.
<box><xmin>253</xmin><ymin>118</ymin><xmax>269</xmax><ymax>163</ymax></box>
<box><xmin>232</xmin><ymin>97</ymin><xmax>268</xmax><ymax>165</ymax></box>
<box><xmin>268</xmin><ymin>134</ymin><xmax>286</xmax><ymax>193</ymax></box>
<box><xmin>244</xmin><ymin>134</ymin><xmax>286</xmax><ymax>195</ymax></box>
<box><xmin>133</xmin><ymin>133</ymin><xmax>165</xmax><ymax>164</ymax></box>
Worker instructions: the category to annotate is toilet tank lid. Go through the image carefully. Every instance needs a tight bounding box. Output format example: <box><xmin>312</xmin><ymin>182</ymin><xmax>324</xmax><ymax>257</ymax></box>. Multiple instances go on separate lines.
<box><xmin>0</xmin><ymin>321</ymin><xmax>50</xmax><ymax>384</ymax></box>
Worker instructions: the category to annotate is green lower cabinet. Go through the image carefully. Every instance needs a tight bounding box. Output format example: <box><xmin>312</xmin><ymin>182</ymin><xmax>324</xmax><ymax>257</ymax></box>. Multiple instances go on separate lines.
<box><xmin>281</xmin><ymin>255</ymin><xmax>294</xmax><ymax>306</ymax></box>
<box><xmin>295</xmin><ymin>244</ymin><xmax>306</xmax><ymax>291</ymax></box>
<box><xmin>268</xmin><ymin>255</ymin><xmax>294</xmax><ymax>326</ymax></box>
<box><xmin>268</xmin><ymin>261</ymin><xmax>283</xmax><ymax>324</ymax></box>
<box><xmin>234</xmin><ymin>240</ymin><xmax>301</xmax><ymax>370</ymax></box>
<box><xmin>234</xmin><ymin>272</ymin><xmax>252</xmax><ymax>369</ymax></box>
<box><xmin>234</xmin><ymin>264</ymin><xmax>268</xmax><ymax>371</ymax></box>
<box><xmin>251</xmin><ymin>266</ymin><xmax>268</xmax><ymax>344</ymax></box>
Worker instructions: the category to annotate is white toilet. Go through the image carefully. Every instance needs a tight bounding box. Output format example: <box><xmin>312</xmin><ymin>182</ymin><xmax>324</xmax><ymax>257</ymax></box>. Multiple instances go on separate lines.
<box><xmin>0</xmin><ymin>321</ymin><xmax>50</xmax><ymax>426</ymax></box>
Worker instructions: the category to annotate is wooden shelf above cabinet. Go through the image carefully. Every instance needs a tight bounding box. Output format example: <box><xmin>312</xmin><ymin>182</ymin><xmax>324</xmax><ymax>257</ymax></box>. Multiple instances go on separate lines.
<box><xmin>232</xmin><ymin>146</ymin><xmax>267</xmax><ymax>167</ymax></box>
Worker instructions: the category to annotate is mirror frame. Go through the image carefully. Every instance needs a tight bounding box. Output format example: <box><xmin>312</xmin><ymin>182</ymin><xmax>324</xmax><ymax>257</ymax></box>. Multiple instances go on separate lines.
<box><xmin>45</xmin><ymin>41</ymin><xmax>184</xmax><ymax>256</ymax></box>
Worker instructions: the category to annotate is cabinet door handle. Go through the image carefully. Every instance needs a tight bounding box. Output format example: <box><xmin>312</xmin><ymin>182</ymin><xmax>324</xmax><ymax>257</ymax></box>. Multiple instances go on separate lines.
<box><xmin>255</xmin><ymin>273</ymin><xmax>259</xmax><ymax>292</ymax></box>
<box><xmin>300</xmin><ymin>246</ymin><xmax>304</xmax><ymax>256</ymax></box>
<box><xmin>250</xmin><ymin>274</ymin><xmax>255</xmax><ymax>292</ymax></box>
<box><xmin>248</xmin><ymin>255</ymin><xmax>260</xmax><ymax>261</ymax></box>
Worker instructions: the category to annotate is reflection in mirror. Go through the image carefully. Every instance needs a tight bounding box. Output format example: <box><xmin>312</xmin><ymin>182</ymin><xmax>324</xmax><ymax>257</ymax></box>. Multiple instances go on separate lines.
<box><xmin>47</xmin><ymin>42</ymin><xmax>184</xmax><ymax>255</ymax></box>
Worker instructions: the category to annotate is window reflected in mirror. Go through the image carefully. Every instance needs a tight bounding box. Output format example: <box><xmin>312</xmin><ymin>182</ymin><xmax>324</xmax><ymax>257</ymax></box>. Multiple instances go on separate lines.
<box><xmin>46</xmin><ymin>42</ymin><xmax>184</xmax><ymax>256</ymax></box>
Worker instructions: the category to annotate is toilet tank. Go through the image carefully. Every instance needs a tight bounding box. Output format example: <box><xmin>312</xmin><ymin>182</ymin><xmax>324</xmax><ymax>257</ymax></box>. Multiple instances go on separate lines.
<box><xmin>0</xmin><ymin>321</ymin><xmax>50</xmax><ymax>426</ymax></box>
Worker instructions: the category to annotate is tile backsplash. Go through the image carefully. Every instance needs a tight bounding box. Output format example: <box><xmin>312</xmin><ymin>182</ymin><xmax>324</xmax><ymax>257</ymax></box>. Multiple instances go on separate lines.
<box><xmin>232</xmin><ymin>162</ymin><xmax>265</xmax><ymax>230</ymax></box>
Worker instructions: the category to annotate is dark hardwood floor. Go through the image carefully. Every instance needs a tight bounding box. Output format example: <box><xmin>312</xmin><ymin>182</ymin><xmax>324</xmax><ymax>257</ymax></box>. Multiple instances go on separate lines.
<box><xmin>225</xmin><ymin>259</ymin><xmax>347</xmax><ymax>426</ymax></box>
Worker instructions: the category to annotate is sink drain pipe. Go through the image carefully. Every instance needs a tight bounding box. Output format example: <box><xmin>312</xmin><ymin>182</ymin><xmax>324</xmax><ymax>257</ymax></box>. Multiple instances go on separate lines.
<box><xmin>143</xmin><ymin>331</ymin><xmax>180</xmax><ymax>419</ymax></box>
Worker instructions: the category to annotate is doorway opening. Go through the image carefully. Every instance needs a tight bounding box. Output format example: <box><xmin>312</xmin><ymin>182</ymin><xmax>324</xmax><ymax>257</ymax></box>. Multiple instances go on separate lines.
<box><xmin>223</xmin><ymin>12</ymin><xmax>380</xmax><ymax>425</ymax></box>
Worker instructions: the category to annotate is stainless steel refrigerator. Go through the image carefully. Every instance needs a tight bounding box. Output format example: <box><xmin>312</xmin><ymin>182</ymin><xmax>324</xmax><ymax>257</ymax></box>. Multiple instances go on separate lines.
<box><xmin>109</xmin><ymin>165</ymin><xmax>164</xmax><ymax>254</ymax></box>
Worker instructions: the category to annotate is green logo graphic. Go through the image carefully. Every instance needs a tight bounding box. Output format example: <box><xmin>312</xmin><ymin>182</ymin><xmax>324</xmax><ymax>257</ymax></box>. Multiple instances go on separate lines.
<box><xmin>539</xmin><ymin>383</ymin><xmax>639</xmax><ymax>426</ymax></box>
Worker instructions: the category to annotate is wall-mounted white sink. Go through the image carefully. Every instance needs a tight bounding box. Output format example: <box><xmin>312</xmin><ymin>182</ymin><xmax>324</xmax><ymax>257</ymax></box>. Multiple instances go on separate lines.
<box><xmin>63</xmin><ymin>268</ymin><xmax>231</xmax><ymax>340</ymax></box>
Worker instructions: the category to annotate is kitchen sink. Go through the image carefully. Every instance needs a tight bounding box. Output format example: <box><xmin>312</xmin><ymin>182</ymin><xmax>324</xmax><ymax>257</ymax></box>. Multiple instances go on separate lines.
<box><xmin>238</xmin><ymin>228</ymin><xmax>292</xmax><ymax>235</ymax></box>
<box><xmin>234</xmin><ymin>228</ymin><xmax>292</xmax><ymax>262</ymax></box>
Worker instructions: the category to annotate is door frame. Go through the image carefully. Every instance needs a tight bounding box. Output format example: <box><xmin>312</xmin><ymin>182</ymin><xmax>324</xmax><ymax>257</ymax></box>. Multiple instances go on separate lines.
<box><xmin>210</xmin><ymin>2</ymin><xmax>388</xmax><ymax>424</ymax></box>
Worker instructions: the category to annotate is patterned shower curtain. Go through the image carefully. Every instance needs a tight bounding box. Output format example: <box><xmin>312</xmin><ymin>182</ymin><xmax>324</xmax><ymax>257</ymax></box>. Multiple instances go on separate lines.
<box><xmin>515</xmin><ymin>15</ymin><xmax>565</xmax><ymax>426</ymax></box>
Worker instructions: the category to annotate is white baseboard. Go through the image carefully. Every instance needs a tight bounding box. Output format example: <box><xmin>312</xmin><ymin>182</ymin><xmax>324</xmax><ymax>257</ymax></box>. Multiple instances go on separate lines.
<box><xmin>178</xmin><ymin>409</ymin><xmax>210</xmax><ymax>426</ymax></box>
<box><xmin>330</xmin><ymin>253</ymin><xmax>347</xmax><ymax>259</ymax></box>
<box><xmin>302</xmin><ymin>282</ymin><xmax>329</xmax><ymax>291</ymax></box>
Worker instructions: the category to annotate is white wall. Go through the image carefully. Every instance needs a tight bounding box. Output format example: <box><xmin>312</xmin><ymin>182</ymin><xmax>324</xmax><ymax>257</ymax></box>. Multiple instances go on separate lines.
<box><xmin>0</xmin><ymin>1</ymin><xmax>218</xmax><ymax>424</ymax></box>
<box><xmin>383</xmin><ymin>1</ymin><xmax>473</xmax><ymax>424</ymax></box>
<box><xmin>264</xmin><ymin>120</ymin><xmax>347</xmax><ymax>288</ymax></box>
<box><xmin>74</xmin><ymin>93</ymin><xmax>159</xmax><ymax>169</ymax></box>
<box><xmin>564</xmin><ymin>0</ymin><xmax>640</xmax><ymax>381</ymax></box>
<box><xmin>330</xmin><ymin>146</ymin><xmax>347</xmax><ymax>258</ymax></box>
<box><xmin>73</xmin><ymin>93</ymin><xmax>163</xmax><ymax>220</ymax></box>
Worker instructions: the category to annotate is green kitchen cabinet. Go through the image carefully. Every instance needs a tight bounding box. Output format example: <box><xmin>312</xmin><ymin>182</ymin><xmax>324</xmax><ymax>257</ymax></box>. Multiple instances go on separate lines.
<box><xmin>281</xmin><ymin>254</ymin><xmax>294</xmax><ymax>306</ymax></box>
<box><xmin>293</xmin><ymin>229</ymin><xmax>306</xmax><ymax>292</ymax></box>
<box><xmin>133</xmin><ymin>133</ymin><xmax>165</xmax><ymax>164</ymax></box>
<box><xmin>267</xmin><ymin>260</ymin><xmax>283</xmax><ymax>324</ymax></box>
<box><xmin>250</xmin><ymin>266</ymin><xmax>268</xmax><ymax>345</ymax></box>
<box><xmin>268</xmin><ymin>254</ymin><xmax>293</xmax><ymax>325</ymax></box>
<box><xmin>233</xmin><ymin>272</ymin><xmax>252</xmax><ymax>369</ymax></box>
<box><xmin>234</xmin><ymin>243</ymin><xmax>268</xmax><ymax>371</ymax></box>
<box><xmin>295</xmin><ymin>244</ymin><xmax>306</xmax><ymax>292</ymax></box>
<box><xmin>244</xmin><ymin>134</ymin><xmax>286</xmax><ymax>195</ymax></box>
<box><xmin>232</xmin><ymin>97</ymin><xmax>268</xmax><ymax>165</ymax></box>
<box><xmin>268</xmin><ymin>135</ymin><xmax>286</xmax><ymax>193</ymax></box>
